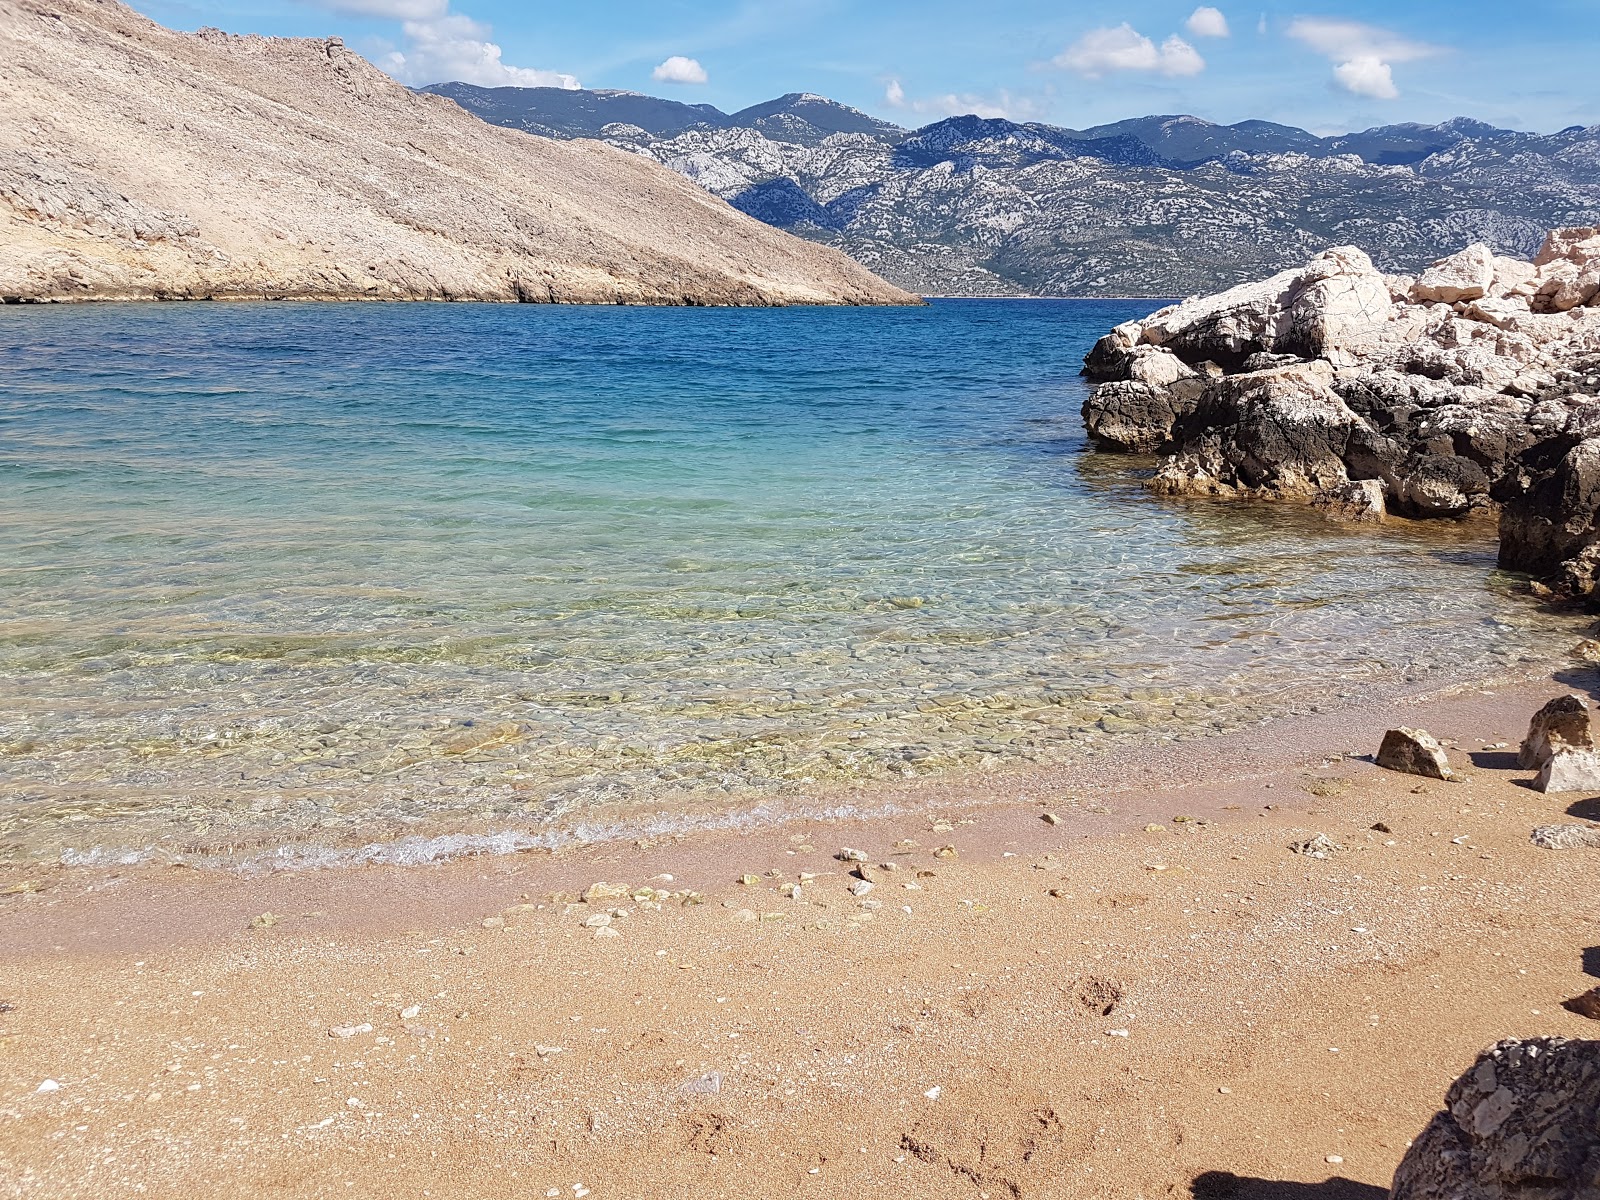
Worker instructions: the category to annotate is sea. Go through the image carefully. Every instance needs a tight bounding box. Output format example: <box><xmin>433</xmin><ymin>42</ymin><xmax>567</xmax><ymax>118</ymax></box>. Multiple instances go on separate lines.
<box><xmin>0</xmin><ymin>300</ymin><xmax>1583</xmax><ymax>870</ymax></box>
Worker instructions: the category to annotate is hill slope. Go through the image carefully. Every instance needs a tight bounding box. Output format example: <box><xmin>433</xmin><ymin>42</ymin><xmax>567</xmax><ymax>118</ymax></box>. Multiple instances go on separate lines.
<box><xmin>0</xmin><ymin>2</ymin><xmax>915</xmax><ymax>305</ymax></box>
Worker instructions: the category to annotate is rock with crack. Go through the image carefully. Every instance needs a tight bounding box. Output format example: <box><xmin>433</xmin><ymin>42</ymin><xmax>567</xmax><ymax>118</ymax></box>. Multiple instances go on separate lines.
<box><xmin>1376</xmin><ymin>727</ymin><xmax>1454</xmax><ymax>780</ymax></box>
<box><xmin>1389</xmin><ymin>1036</ymin><xmax>1600</xmax><ymax>1200</ymax></box>
<box><xmin>1150</xmin><ymin>362</ymin><xmax>1389</xmax><ymax>507</ymax></box>
<box><xmin>1411</xmin><ymin>243</ymin><xmax>1496</xmax><ymax>304</ymax></box>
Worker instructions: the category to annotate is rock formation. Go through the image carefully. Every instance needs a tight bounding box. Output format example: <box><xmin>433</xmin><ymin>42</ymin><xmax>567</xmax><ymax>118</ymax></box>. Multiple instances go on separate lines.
<box><xmin>1517</xmin><ymin>695</ymin><xmax>1593</xmax><ymax>769</ymax></box>
<box><xmin>1390</xmin><ymin>1036</ymin><xmax>1600</xmax><ymax>1200</ymax></box>
<box><xmin>1082</xmin><ymin>231</ymin><xmax>1600</xmax><ymax>597</ymax></box>
<box><xmin>1376</xmin><ymin>728</ymin><xmax>1454</xmax><ymax>780</ymax></box>
<box><xmin>0</xmin><ymin>0</ymin><xmax>917</xmax><ymax>306</ymax></box>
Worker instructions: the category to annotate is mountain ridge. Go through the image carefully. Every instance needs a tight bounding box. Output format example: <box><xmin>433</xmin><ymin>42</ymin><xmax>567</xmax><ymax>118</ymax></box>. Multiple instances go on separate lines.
<box><xmin>424</xmin><ymin>82</ymin><xmax>1600</xmax><ymax>298</ymax></box>
<box><xmin>423</xmin><ymin>83</ymin><xmax>1592</xmax><ymax>168</ymax></box>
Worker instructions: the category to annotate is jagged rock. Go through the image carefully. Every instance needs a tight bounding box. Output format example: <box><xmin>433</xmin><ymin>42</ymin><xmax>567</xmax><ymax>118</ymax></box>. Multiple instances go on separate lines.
<box><xmin>1398</xmin><ymin>456</ymin><xmax>1492</xmax><ymax>516</ymax></box>
<box><xmin>1127</xmin><ymin>346</ymin><xmax>1199</xmax><ymax>389</ymax></box>
<box><xmin>1080</xmin><ymin>234</ymin><xmax>1600</xmax><ymax>591</ymax></box>
<box><xmin>1499</xmin><ymin>438</ymin><xmax>1600</xmax><ymax>598</ymax></box>
<box><xmin>1376</xmin><ymin>727</ymin><xmax>1453</xmax><ymax>780</ymax></box>
<box><xmin>1390</xmin><ymin>1036</ymin><xmax>1600</xmax><ymax>1200</ymax></box>
<box><xmin>1464</xmin><ymin>296</ymin><xmax>1533</xmax><ymax>330</ymax></box>
<box><xmin>1531</xmin><ymin>824</ymin><xmax>1600</xmax><ymax>849</ymax></box>
<box><xmin>1535</xmin><ymin>227</ymin><xmax>1600</xmax><ymax>269</ymax></box>
<box><xmin>1151</xmin><ymin>362</ymin><xmax>1377</xmax><ymax>500</ymax></box>
<box><xmin>1082</xmin><ymin>380</ymin><xmax>1201</xmax><ymax>453</ymax></box>
<box><xmin>1083</xmin><ymin>321</ymin><xmax>1145</xmax><ymax>379</ymax></box>
<box><xmin>1518</xmin><ymin>694</ymin><xmax>1593</xmax><ymax>769</ymax></box>
<box><xmin>1117</xmin><ymin>247</ymin><xmax>1392</xmax><ymax>372</ymax></box>
<box><xmin>1488</xmin><ymin>257</ymin><xmax>1539</xmax><ymax>300</ymax></box>
<box><xmin>1412</xmin><ymin>243</ymin><xmax>1496</xmax><ymax>304</ymax></box>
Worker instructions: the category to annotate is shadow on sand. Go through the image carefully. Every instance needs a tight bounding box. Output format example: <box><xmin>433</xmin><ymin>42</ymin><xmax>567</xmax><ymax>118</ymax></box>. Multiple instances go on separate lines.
<box><xmin>1565</xmin><ymin>797</ymin><xmax>1600</xmax><ymax>821</ymax></box>
<box><xmin>1190</xmin><ymin>1171</ymin><xmax>1386</xmax><ymax>1200</ymax></box>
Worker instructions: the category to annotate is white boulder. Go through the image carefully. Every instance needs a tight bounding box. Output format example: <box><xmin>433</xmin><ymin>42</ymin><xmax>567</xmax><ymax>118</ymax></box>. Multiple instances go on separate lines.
<box><xmin>1412</xmin><ymin>243</ymin><xmax>1496</xmax><ymax>304</ymax></box>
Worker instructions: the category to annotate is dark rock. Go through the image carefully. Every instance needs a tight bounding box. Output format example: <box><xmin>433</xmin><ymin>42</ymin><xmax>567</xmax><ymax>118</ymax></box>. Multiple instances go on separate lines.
<box><xmin>1082</xmin><ymin>379</ymin><xmax>1202</xmax><ymax>453</ymax></box>
<box><xmin>1500</xmin><ymin>438</ymin><xmax>1600</xmax><ymax>598</ymax></box>
<box><xmin>1390</xmin><ymin>1036</ymin><xmax>1600</xmax><ymax>1200</ymax></box>
<box><xmin>1153</xmin><ymin>363</ymin><xmax>1387</xmax><ymax>503</ymax></box>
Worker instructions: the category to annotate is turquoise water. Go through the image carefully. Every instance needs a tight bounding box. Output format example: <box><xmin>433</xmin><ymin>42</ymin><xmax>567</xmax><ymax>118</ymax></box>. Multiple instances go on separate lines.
<box><xmin>0</xmin><ymin>301</ymin><xmax>1579</xmax><ymax>867</ymax></box>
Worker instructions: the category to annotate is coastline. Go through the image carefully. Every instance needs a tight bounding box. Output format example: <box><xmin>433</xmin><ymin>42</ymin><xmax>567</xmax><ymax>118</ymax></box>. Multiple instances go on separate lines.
<box><xmin>5</xmin><ymin>661</ymin><xmax>1598</xmax><ymax>1197</ymax></box>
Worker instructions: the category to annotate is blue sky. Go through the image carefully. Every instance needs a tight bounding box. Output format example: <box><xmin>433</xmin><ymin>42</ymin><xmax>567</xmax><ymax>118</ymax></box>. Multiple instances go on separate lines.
<box><xmin>133</xmin><ymin>1</ymin><xmax>1600</xmax><ymax>133</ymax></box>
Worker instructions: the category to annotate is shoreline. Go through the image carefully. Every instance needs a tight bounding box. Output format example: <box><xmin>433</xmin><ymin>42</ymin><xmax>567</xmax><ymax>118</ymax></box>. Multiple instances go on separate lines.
<box><xmin>4</xmin><ymin>662</ymin><xmax>1598</xmax><ymax>1197</ymax></box>
<box><xmin>12</xmin><ymin>646</ymin><xmax>1581</xmax><ymax>885</ymax></box>
<box><xmin>4</xmin><ymin>658</ymin><xmax>1593</xmax><ymax>953</ymax></box>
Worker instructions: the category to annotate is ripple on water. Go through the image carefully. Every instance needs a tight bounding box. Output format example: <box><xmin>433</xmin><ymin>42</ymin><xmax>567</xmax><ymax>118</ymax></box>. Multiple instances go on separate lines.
<box><xmin>0</xmin><ymin>300</ymin><xmax>1584</xmax><ymax>867</ymax></box>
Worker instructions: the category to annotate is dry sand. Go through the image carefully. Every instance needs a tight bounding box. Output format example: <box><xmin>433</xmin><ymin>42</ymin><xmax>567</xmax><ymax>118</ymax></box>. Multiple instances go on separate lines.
<box><xmin>2</xmin><ymin>670</ymin><xmax>1599</xmax><ymax>1199</ymax></box>
<box><xmin>0</xmin><ymin>0</ymin><xmax>915</xmax><ymax>306</ymax></box>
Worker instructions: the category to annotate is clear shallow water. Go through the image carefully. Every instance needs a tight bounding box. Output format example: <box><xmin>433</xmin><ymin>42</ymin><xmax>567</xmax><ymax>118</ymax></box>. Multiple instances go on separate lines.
<box><xmin>0</xmin><ymin>300</ymin><xmax>1582</xmax><ymax>867</ymax></box>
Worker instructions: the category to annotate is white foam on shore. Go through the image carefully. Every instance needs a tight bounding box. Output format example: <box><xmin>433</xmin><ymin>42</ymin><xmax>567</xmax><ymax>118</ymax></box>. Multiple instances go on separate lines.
<box><xmin>58</xmin><ymin>798</ymin><xmax>910</xmax><ymax>877</ymax></box>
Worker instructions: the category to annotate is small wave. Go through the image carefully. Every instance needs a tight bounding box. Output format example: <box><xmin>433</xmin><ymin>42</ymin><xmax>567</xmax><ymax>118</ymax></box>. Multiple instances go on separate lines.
<box><xmin>58</xmin><ymin>798</ymin><xmax>909</xmax><ymax>877</ymax></box>
<box><xmin>58</xmin><ymin>846</ymin><xmax>162</xmax><ymax>868</ymax></box>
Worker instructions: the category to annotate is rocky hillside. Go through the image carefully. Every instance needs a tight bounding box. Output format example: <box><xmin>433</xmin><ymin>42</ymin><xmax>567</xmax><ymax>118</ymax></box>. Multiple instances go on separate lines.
<box><xmin>1079</xmin><ymin>228</ymin><xmax>1600</xmax><ymax>597</ymax></box>
<box><xmin>437</xmin><ymin>84</ymin><xmax>1600</xmax><ymax>298</ymax></box>
<box><xmin>0</xmin><ymin>3</ymin><xmax>915</xmax><ymax>306</ymax></box>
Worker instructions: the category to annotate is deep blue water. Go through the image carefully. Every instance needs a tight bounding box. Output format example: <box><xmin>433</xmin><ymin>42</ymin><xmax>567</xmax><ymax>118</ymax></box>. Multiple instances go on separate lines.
<box><xmin>0</xmin><ymin>300</ymin><xmax>1575</xmax><ymax>866</ymax></box>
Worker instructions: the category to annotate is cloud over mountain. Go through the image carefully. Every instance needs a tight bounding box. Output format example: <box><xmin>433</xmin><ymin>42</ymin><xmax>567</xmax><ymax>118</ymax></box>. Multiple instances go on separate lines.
<box><xmin>1286</xmin><ymin>17</ymin><xmax>1442</xmax><ymax>100</ymax></box>
<box><xmin>1055</xmin><ymin>23</ymin><xmax>1205</xmax><ymax>78</ymax></box>
<box><xmin>652</xmin><ymin>56</ymin><xmax>708</xmax><ymax>85</ymax></box>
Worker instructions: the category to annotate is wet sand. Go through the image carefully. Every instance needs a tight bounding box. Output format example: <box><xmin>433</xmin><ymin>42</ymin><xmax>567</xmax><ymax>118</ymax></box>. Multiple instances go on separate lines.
<box><xmin>3</xmin><ymin>669</ymin><xmax>1599</xmax><ymax>1198</ymax></box>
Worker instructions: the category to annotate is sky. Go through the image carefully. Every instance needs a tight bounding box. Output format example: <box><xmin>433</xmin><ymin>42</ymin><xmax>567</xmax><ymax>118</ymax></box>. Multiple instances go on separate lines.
<box><xmin>131</xmin><ymin>0</ymin><xmax>1600</xmax><ymax>134</ymax></box>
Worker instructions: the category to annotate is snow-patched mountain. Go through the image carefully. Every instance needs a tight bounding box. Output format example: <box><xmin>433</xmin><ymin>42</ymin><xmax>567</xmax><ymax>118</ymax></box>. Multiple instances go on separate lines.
<box><xmin>431</xmin><ymin>85</ymin><xmax>1600</xmax><ymax>296</ymax></box>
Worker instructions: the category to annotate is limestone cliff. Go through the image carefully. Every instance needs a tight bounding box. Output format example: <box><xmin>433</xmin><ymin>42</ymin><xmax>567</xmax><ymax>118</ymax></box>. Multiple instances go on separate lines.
<box><xmin>0</xmin><ymin>0</ymin><xmax>918</xmax><ymax>305</ymax></box>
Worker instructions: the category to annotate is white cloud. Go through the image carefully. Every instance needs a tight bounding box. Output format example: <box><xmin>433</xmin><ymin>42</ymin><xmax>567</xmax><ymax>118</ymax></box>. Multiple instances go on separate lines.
<box><xmin>322</xmin><ymin>0</ymin><xmax>447</xmax><ymax>18</ymax></box>
<box><xmin>883</xmin><ymin>79</ymin><xmax>1039</xmax><ymax>121</ymax></box>
<box><xmin>321</xmin><ymin>0</ymin><xmax>579</xmax><ymax>88</ymax></box>
<box><xmin>1332</xmin><ymin>56</ymin><xmax>1397</xmax><ymax>100</ymax></box>
<box><xmin>652</xmin><ymin>55</ymin><xmax>708</xmax><ymax>85</ymax></box>
<box><xmin>1286</xmin><ymin>17</ymin><xmax>1442</xmax><ymax>99</ymax></box>
<box><xmin>1054</xmin><ymin>24</ymin><xmax>1206</xmax><ymax>78</ymax></box>
<box><xmin>1186</xmin><ymin>7</ymin><xmax>1230</xmax><ymax>39</ymax></box>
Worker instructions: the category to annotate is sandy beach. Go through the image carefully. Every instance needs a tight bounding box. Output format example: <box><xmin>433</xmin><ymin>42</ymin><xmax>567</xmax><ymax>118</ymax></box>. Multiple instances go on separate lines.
<box><xmin>3</xmin><ymin>666</ymin><xmax>1598</xmax><ymax>1199</ymax></box>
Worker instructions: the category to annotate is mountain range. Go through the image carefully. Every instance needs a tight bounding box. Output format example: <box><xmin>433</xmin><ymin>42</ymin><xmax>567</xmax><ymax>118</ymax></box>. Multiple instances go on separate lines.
<box><xmin>423</xmin><ymin>83</ymin><xmax>1600</xmax><ymax>297</ymax></box>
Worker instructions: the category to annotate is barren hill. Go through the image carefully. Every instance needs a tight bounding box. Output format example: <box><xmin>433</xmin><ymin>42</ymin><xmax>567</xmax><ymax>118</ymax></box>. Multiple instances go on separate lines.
<box><xmin>0</xmin><ymin>0</ymin><xmax>916</xmax><ymax>305</ymax></box>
